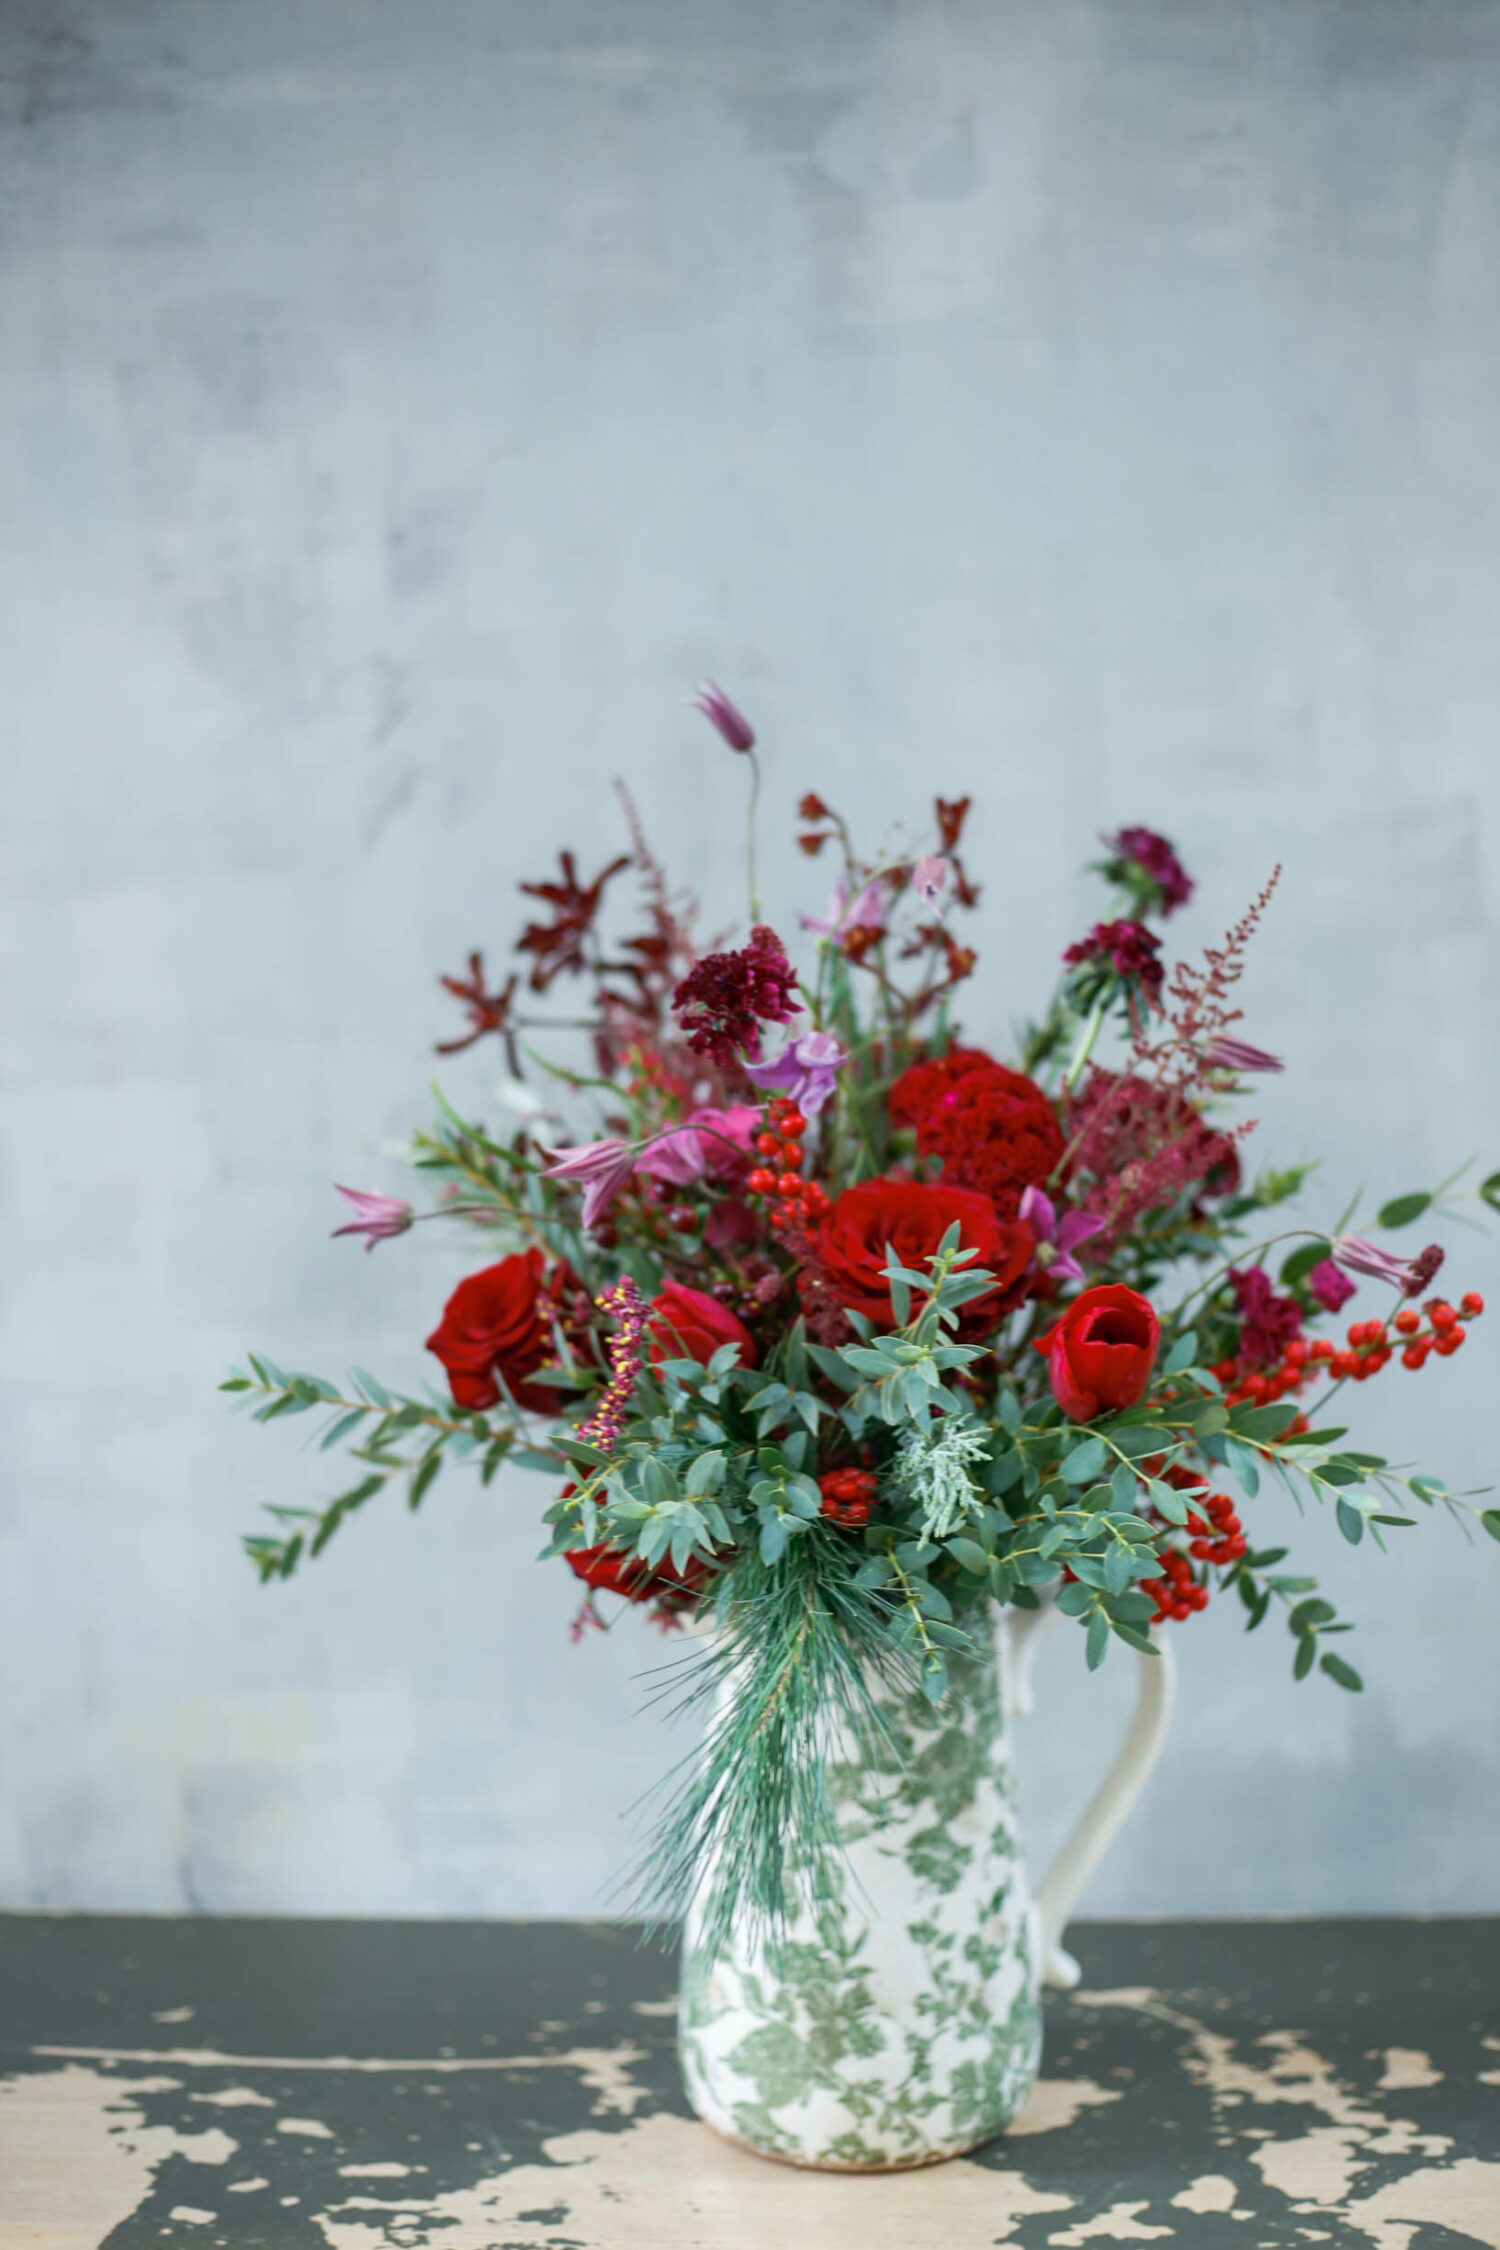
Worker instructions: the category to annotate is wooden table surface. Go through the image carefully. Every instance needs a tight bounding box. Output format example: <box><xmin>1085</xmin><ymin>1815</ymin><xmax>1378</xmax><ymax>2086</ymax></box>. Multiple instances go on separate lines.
<box><xmin>0</xmin><ymin>1915</ymin><xmax>1495</xmax><ymax>2248</ymax></box>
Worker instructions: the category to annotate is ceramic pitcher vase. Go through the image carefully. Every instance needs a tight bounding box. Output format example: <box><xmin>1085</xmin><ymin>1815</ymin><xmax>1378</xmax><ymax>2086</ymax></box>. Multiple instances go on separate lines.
<box><xmin>677</xmin><ymin>1604</ymin><xmax>1174</xmax><ymax>2171</ymax></box>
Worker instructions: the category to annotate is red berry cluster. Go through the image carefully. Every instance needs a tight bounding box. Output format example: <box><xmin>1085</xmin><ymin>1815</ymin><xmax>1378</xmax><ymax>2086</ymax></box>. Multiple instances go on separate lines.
<box><xmin>746</xmin><ymin>1101</ymin><xmax>832</xmax><ymax>1233</ymax></box>
<box><xmin>1186</xmin><ymin>1490</ymin><xmax>1247</xmax><ymax>1565</ymax></box>
<box><xmin>1215</xmin><ymin>1292</ymin><xmax>1483</xmax><ymax>1403</ymax></box>
<box><xmin>1140</xmin><ymin>1548</ymin><xmax>1208</xmax><ymax>1624</ymax></box>
<box><xmin>818</xmin><ymin>1467</ymin><xmax>877</xmax><ymax>1528</ymax></box>
<box><xmin>1134</xmin><ymin>1468</ymin><xmax>1243</xmax><ymax>1625</ymax></box>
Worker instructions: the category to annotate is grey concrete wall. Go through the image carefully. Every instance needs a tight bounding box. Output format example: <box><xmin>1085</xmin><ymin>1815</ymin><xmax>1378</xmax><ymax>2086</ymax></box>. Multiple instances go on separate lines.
<box><xmin>3</xmin><ymin>0</ymin><xmax>1499</xmax><ymax>1918</ymax></box>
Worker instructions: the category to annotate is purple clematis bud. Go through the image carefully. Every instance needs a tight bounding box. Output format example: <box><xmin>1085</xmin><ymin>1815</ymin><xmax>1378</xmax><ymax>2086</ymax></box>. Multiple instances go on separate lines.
<box><xmin>541</xmin><ymin>1138</ymin><xmax>638</xmax><ymax>1231</ymax></box>
<box><xmin>1332</xmin><ymin>1235</ymin><xmax>1445</xmax><ymax>1298</ymax></box>
<box><xmin>1018</xmin><ymin>1184</ymin><xmax>1105</xmax><ymax>1284</ymax></box>
<box><xmin>912</xmin><ymin>855</ymin><xmax>951</xmax><ymax>916</ymax></box>
<box><xmin>742</xmin><ymin>1027</ymin><xmax>848</xmax><ymax>1118</ymax></box>
<box><xmin>332</xmin><ymin>1186</ymin><xmax>415</xmax><ymax>1251</ymax></box>
<box><xmin>1205</xmin><ymin>1034</ymin><xmax>1284</xmax><ymax>1074</ymax></box>
<box><xmin>1308</xmin><ymin>1258</ymin><xmax>1356</xmax><ymax>1313</ymax></box>
<box><xmin>690</xmin><ymin>679</ymin><xmax>756</xmax><ymax>753</ymax></box>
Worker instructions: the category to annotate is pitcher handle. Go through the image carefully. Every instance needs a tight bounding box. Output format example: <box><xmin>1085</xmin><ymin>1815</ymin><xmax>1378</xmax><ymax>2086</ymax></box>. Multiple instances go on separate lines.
<box><xmin>1004</xmin><ymin>1599</ymin><xmax>1177</xmax><ymax>1990</ymax></box>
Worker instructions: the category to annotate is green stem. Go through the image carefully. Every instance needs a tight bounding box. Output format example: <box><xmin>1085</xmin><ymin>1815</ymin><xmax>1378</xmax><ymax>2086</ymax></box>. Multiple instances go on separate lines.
<box><xmin>745</xmin><ymin>747</ymin><xmax>762</xmax><ymax>923</ymax></box>
<box><xmin>1062</xmin><ymin>992</ymin><xmax>1109</xmax><ymax>1094</ymax></box>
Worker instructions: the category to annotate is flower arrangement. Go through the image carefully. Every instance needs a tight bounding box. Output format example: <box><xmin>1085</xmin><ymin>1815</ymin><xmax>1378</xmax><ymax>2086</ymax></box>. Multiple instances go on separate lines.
<box><xmin>226</xmin><ymin>686</ymin><xmax>1499</xmax><ymax>1944</ymax></box>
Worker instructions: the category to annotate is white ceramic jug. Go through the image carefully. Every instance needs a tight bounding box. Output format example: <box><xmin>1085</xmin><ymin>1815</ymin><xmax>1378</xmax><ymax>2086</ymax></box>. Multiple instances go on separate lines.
<box><xmin>678</xmin><ymin>1605</ymin><xmax>1174</xmax><ymax>2170</ymax></box>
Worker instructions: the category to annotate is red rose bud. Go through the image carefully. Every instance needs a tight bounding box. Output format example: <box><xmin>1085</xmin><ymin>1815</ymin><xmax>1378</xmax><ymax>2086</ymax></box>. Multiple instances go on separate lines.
<box><xmin>1033</xmin><ymin>1283</ymin><xmax>1161</xmax><ymax>1421</ymax></box>
<box><xmin>646</xmin><ymin>1278</ymin><xmax>757</xmax><ymax>1370</ymax></box>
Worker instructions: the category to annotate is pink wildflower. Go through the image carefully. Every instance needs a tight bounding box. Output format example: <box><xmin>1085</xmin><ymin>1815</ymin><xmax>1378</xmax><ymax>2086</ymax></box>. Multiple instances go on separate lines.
<box><xmin>689</xmin><ymin>680</ymin><xmax>755</xmax><ymax>753</ymax></box>
<box><xmin>541</xmin><ymin>1138</ymin><xmax>638</xmax><ymax>1231</ymax></box>
<box><xmin>331</xmin><ymin>1186</ymin><xmax>415</xmax><ymax>1251</ymax></box>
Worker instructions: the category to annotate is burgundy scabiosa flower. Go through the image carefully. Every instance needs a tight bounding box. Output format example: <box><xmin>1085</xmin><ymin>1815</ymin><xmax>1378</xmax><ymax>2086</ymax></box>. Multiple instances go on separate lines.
<box><xmin>1063</xmin><ymin>919</ymin><xmax>1165</xmax><ymax>1003</ymax></box>
<box><xmin>672</xmin><ymin>926</ymin><xmax>799</xmax><ymax>1065</ymax></box>
<box><xmin>1103</xmin><ymin>826</ymin><xmax>1195</xmax><ymax>916</ymax></box>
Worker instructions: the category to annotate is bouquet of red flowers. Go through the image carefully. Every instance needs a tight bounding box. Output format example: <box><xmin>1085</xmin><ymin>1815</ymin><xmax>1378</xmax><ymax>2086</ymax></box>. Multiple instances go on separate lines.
<box><xmin>226</xmin><ymin>684</ymin><xmax>1497</xmax><ymax>1936</ymax></box>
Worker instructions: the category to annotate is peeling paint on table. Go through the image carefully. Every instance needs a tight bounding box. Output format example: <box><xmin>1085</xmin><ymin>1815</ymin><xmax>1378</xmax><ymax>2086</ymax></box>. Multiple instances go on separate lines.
<box><xmin>0</xmin><ymin>1918</ymin><xmax>1494</xmax><ymax>2247</ymax></box>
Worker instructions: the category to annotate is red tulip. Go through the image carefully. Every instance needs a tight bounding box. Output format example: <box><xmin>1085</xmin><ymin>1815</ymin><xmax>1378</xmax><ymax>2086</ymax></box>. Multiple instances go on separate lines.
<box><xmin>1034</xmin><ymin>1283</ymin><xmax>1160</xmax><ymax>1421</ymax></box>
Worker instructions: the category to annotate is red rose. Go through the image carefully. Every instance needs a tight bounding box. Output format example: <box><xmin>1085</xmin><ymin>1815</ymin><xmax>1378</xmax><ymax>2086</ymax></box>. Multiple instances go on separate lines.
<box><xmin>1034</xmin><ymin>1283</ymin><xmax>1160</xmax><ymax>1421</ymax></box>
<box><xmin>566</xmin><ymin>1542</ymin><xmax>709</xmax><ymax>1607</ymax></box>
<box><xmin>647</xmin><ymin>1279</ymin><xmax>757</xmax><ymax>1370</ymax></box>
<box><xmin>426</xmin><ymin>1248</ymin><xmax>559</xmax><ymax>1413</ymax></box>
<box><xmin>914</xmin><ymin>1066</ymin><xmax>1064</xmax><ymax>1222</ymax></box>
<box><xmin>887</xmin><ymin>1047</ymin><xmax>998</xmax><ymax>1129</ymax></box>
<box><xmin>814</xmin><ymin>1177</ymin><xmax>1032</xmax><ymax>1334</ymax></box>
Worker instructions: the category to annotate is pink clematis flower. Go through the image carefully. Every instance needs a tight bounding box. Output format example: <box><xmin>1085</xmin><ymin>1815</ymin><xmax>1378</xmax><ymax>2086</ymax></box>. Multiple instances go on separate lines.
<box><xmin>332</xmin><ymin>1186</ymin><xmax>415</xmax><ymax>1251</ymax></box>
<box><xmin>1332</xmin><ymin>1235</ymin><xmax>1445</xmax><ymax>1298</ymax></box>
<box><xmin>1205</xmin><ymin>1034</ymin><xmax>1284</xmax><ymax>1074</ymax></box>
<box><xmin>801</xmin><ymin>873</ymin><xmax>891</xmax><ymax>940</ymax></box>
<box><xmin>635</xmin><ymin>1106</ymin><xmax>760</xmax><ymax>1186</ymax></box>
<box><xmin>541</xmin><ymin>1138</ymin><xmax>638</xmax><ymax>1231</ymax></box>
<box><xmin>690</xmin><ymin>680</ymin><xmax>755</xmax><ymax>753</ymax></box>
<box><xmin>1018</xmin><ymin>1185</ymin><xmax>1104</xmax><ymax>1283</ymax></box>
<box><xmin>912</xmin><ymin>855</ymin><xmax>951</xmax><ymax>915</ymax></box>
<box><xmin>743</xmin><ymin>1028</ymin><xmax>848</xmax><ymax>1118</ymax></box>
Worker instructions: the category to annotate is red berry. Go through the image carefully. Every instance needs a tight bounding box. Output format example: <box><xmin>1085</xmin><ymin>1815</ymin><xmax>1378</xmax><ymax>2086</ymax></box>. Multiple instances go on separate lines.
<box><xmin>1401</xmin><ymin>1342</ymin><xmax>1428</xmax><ymax>1369</ymax></box>
<box><xmin>779</xmin><ymin>1109</ymin><xmax>806</xmax><ymax>1135</ymax></box>
<box><xmin>1394</xmin><ymin>1308</ymin><xmax>1420</xmax><ymax>1336</ymax></box>
<box><xmin>1189</xmin><ymin>1585</ymin><xmax>1210</xmax><ymax>1611</ymax></box>
<box><xmin>755</xmin><ymin>1132</ymin><xmax>780</xmax><ymax>1158</ymax></box>
<box><xmin>1430</xmin><ymin>1301</ymin><xmax>1458</xmax><ymax>1332</ymax></box>
<box><xmin>1435</xmin><ymin>1329</ymin><xmax>1464</xmax><ymax>1356</ymax></box>
<box><xmin>748</xmin><ymin>1167</ymin><xmax>776</xmax><ymax>1196</ymax></box>
<box><xmin>1461</xmin><ymin>1292</ymin><xmax>1484</xmax><ymax>1319</ymax></box>
<box><xmin>776</xmin><ymin>1172</ymin><xmax>803</xmax><ymax>1199</ymax></box>
<box><xmin>1332</xmin><ymin>1350</ymin><xmax>1359</xmax><ymax>1380</ymax></box>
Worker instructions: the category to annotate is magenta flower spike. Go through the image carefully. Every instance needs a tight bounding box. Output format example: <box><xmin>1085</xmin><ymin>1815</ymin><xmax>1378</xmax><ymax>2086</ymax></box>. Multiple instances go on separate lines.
<box><xmin>743</xmin><ymin>1028</ymin><xmax>849</xmax><ymax>1118</ymax></box>
<box><xmin>1018</xmin><ymin>1184</ymin><xmax>1105</xmax><ymax>1283</ymax></box>
<box><xmin>1205</xmin><ymin>1034</ymin><xmax>1284</xmax><ymax>1074</ymax></box>
<box><xmin>331</xmin><ymin>1186</ymin><xmax>415</xmax><ymax>1251</ymax></box>
<box><xmin>690</xmin><ymin>680</ymin><xmax>756</xmax><ymax>753</ymax></box>
<box><xmin>541</xmin><ymin>1138</ymin><xmax>638</xmax><ymax>1231</ymax></box>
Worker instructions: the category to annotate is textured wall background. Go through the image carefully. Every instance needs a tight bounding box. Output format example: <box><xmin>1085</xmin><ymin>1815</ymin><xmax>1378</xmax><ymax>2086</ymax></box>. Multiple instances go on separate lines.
<box><xmin>3</xmin><ymin>0</ymin><xmax>1499</xmax><ymax>1918</ymax></box>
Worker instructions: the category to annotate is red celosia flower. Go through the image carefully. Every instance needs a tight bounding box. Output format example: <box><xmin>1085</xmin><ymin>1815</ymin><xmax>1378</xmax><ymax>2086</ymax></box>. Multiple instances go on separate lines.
<box><xmin>1229</xmin><ymin>1265</ymin><xmax>1303</xmax><ymax>1370</ymax></box>
<box><xmin>813</xmin><ymin>1177</ymin><xmax>1032</xmax><ymax>1334</ymax></box>
<box><xmin>425</xmin><ymin>1250</ymin><xmax>561</xmax><ymax>1413</ymax></box>
<box><xmin>1064</xmin><ymin>919</ymin><xmax>1165</xmax><ymax>1001</ymax></box>
<box><xmin>1034</xmin><ymin>1283</ymin><xmax>1161</xmax><ymax>1421</ymax></box>
<box><xmin>887</xmin><ymin>1047</ymin><xmax>998</xmax><ymax>1130</ymax></box>
<box><xmin>912</xmin><ymin>1066</ymin><xmax>1065</xmax><ymax>1223</ymax></box>
<box><xmin>646</xmin><ymin>1280</ymin><xmax>757</xmax><ymax>1370</ymax></box>
<box><xmin>672</xmin><ymin>925</ymin><xmax>799</xmax><ymax>1065</ymax></box>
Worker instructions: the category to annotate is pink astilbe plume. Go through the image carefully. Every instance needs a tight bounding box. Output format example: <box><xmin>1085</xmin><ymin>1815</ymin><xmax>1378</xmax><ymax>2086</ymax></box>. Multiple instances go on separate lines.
<box><xmin>1063</xmin><ymin>871</ymin><xmax>1281</xmax><ymax>1248</ymax></box>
